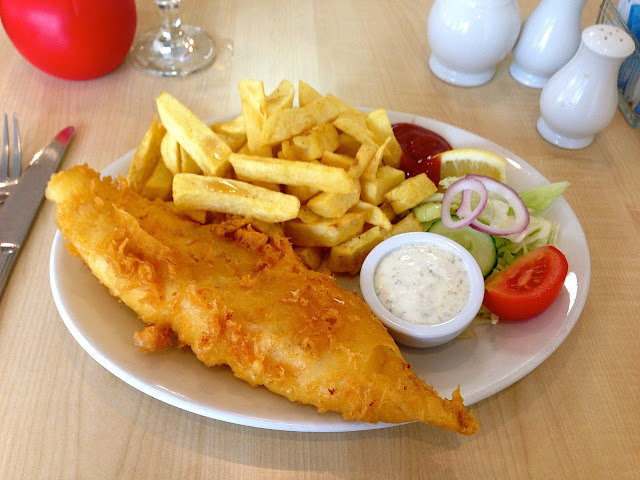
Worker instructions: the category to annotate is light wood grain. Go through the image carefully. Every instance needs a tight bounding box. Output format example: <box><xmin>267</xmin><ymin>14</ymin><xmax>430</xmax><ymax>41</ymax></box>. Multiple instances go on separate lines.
<box><xmin>0</xmin><ymin>0</ymin><xmax>638</xmax><ymax>478</ymax></box>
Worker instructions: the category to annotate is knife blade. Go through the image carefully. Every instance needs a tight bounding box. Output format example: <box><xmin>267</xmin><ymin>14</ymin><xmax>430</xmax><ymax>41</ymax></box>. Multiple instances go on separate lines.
<box><xmin>0</xmin><ymin>126</ymin><xmax>74</xmax><ymax>298</ymax></box>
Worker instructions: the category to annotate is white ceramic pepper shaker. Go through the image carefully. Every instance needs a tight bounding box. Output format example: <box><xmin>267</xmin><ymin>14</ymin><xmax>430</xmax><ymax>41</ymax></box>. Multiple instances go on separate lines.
<box><xmin>427</xmin><ymin>0</ymin><xmax>521</xmax><ymax>87</ymax></box>
<box><xmin>510</xmin><ymin>0</ymin><xmax>588</xmax><ymax>88</ymax></box>
<box><xmin>537</xmin><ymin>25</ymin><xmax>635</xmax><ymax>149</ymax></box>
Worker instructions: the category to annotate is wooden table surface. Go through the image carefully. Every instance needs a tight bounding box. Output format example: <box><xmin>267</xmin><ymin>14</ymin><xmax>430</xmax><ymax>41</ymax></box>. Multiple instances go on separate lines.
<box><xmin>1</xmin><ymin>1</ymin><xmax>638</xmax><ymax>478</ymax></box>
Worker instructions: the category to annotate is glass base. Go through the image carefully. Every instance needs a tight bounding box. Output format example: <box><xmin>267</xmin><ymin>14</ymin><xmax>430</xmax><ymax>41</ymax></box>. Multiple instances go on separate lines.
<box><xmin>129</xmin><ymin>24</ymin><xmax>217</xmax><ymax>76</ymax></box>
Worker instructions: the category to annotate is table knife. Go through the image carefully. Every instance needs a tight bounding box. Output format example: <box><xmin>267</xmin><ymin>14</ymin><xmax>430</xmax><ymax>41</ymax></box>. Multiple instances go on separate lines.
<box><xmin>0</xmin><ymin>126</ymin><xmax>74</xmax><ymax>298</ymax></box>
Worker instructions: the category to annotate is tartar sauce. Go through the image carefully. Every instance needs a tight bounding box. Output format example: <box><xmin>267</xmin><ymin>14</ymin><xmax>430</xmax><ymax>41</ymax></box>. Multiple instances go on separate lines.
<box><xmin>374</xmin><ymin>243</ymin><xmax>471</xmax><ymax>325</ymax></box>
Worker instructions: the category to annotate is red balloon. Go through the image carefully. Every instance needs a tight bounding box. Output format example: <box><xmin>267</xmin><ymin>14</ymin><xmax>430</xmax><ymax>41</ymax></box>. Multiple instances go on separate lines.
<box><xmin>1</xmin><ymin>0</ymin><xmax>137</xmax><ymax>80</ymax></box>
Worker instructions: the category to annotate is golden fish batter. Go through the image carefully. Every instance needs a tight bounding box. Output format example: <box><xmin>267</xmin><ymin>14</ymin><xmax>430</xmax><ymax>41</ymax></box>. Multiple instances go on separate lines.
<box><xmin>46</xmin><ymin>165</ymin><xmax>478</xmax><ymax>434</ymax></box>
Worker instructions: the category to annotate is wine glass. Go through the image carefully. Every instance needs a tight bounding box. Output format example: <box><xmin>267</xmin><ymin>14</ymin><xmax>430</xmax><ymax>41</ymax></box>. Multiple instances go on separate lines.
<box><xmin>130</xmin><ymin>0</ymin><xmax>217</xmax><ymax>76</ymax></box>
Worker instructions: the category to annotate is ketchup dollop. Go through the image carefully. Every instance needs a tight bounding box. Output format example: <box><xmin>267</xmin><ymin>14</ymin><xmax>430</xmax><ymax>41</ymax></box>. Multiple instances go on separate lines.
<box><xmin>392</xmin><ymin>123</ymin><xmax>452</xmax><ymax>184</ymax></box>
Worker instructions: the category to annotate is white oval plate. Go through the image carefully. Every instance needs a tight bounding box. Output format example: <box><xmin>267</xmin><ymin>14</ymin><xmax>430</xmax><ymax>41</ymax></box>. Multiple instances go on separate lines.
<box><xmin>49</xmin><ymin>111</ymin><xmax>590</xmax><ymax>432</ymax></box>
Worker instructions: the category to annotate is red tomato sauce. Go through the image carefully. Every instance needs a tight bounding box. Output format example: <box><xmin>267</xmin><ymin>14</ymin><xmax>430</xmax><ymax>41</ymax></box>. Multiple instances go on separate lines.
<box><xmin>392</xmin><ymin>123</ymin><xmax>452</xmax><ymax>183</ymax></box>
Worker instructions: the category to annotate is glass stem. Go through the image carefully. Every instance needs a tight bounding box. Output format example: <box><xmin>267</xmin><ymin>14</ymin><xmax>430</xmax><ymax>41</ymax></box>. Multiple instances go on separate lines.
<box><xmin>156</xmin><ymin>0</ymin><xmax>183</xmax><ymax>43</ymax></box>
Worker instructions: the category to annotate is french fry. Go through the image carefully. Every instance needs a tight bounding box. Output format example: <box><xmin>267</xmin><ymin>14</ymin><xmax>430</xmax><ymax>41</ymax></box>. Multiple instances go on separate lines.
<box><xmin>126</xmin><ymin>116</ymin><xmax>165</xmax><ymax>192</ymax></box>
<box><xmin>348</xmin><ymin>142</ymin><xmax>378</xmax><ymax>180</ymax></box>
<box><xmin>296</xmin><ymin>205</ymin><xmax>323</xmax><ymax>223</ymax></box>
<box><xmin>286</xmin><ymin>184</ymin><xmax>321</xmax><ymax>203</ymax></box>
<box><xmin>279</xmin><ymin>140</ymin><xmax>299</xmax><ymax>161</ymax></box>
<box><xmin>326</xmin><ymin>226</ymin><xmax>386</xmax><ymax>274</ymax></box>
<box><xmin>298</xmin><ymin>80</ymin><xmax>322</xmax><ymax>107</ymax></box>
<box><xmin>296</xmin><ymin>205</ymin><xmax>324</xmax><ymax>224</ymax></box>
<box><xmin>173</xmin><ymin>173</ymin><xmax>300</xmax><ymax>223</ymax></box>
<box><xmin>160</xmin><ymin>132</ymin><xmax>181</xmax><ymax>175</ymax></box>
<box><xmin>360</xmin><ymin>165</ymin><xmax>405</xmax><ymax>205</ymax></box>
<box><xmin>379</xmin><ymin>200</ymin><xmax>396</xmax><ymax>220</ymax></box>
<box><xmin>218</xmin><ymin>134</ymin><xmax>245</xmax><ymax>152</ymax></box>
<box><xmin>293</xmin><ymin>246</ymin><xmax>325</xmax><ymax>270</ymax></box>
<box><xmin>211</xmin><ymin>131</ymin><xmax>247</xmax><ymax>153</ymax></box>
<box><xmin>250</xmin><ymin>218</ymin><xmax>285</xmax><ymax>238</ymax></box>
<box><xmin>156</xmin><ymin>92</ymin><xmax>231</xmax><ymax>176</ymax></box>
<box><xmin>180</xmin><ymin>146</ymin><xmax>203</xmax><ymax>174</ymax></box>
<box><xmin>266</xmin><ymin>79</ymin><xmax>295</xmax><ymax>115</ymax></box>
<box><xmin>229</xmin><ymin>154</ymin><xmax>356</xmax><ymax>193</ymax></box>
<box><xmin>211</xmin><ymin>114</ymin><xmax>246</xmax><ymax>137</ymax></box>
<box><xmin>244</xmin><ymin>180</ymin><xmax>281</xmax><ymax>192</ymax></box>
<box><xmin>239</xmin><ymin>79</ymin><xmax>268</xmax><ymax>153</ymax></box>
<box><xmin>362</xmin><ymin>137</ymin><xmax>390</xmax><ymax>181</ymax></box>
<box><xmin>284</xmin><ymin>212</ymin><xmax>365</xmax><ymax>247</ymax></box>
<box><xmin>237</xmin><ymin>141</ymin><xmax>273</xmax><ymax>158</ymax></box>
<box><xmin>388</xmin><ymin>212</ymin><xmax>423</xmax><ymax>235</ymax></box>
<box><xmin>305</xmin><ymin>95</ymin><xmax>350</xmax><ymax>124</ymax></box>
<box><xmin>307</xmin><ymin>182</ymin><xmax>361</xmax><ymax>218</ymax></box>
<box><xmin>167</xmin><ymin>202</ymin><xmax>208</xmax><ymax>224</ymax></box>
<box><xmin>366</xmin><ymin>109</ymin><xmax>402</xmax><ymax>167</ymax></box>
<box><xmin>260</xmin><ymin>108</ymin><xmax>316</xmax><ymax>146</ymax></box>
<box><xmin>313</xmin><ymin>123</ymin><xmax>340</xmax><ymax>152</ymax></box>
<box><xmin>349</xmin><ymin>201</ymin><xmax>392</xmax><ymax>230</ymax></box>
<box><xmin>261</xmin><ymin>95</ymin><xmax>348</xmax><ymax>145</ymax></box>
<box><xmin>325</xmin><ymin>213</ymin><xmax>423</xmax><ymax>274</ymax></box>
<box><xmin>384</xmin><ymin>173</ymin><xmax>437</xmax><ymax>214</ymax></box>
<box><xmin>335</xmin><ymin>132</ymin><xmax>361</xmax><ymax>157</ymax></box>
<box><xmin>321</xmin><ymin>151</ymin><xmax>354</xmax><ymax>170</ymax></box>
<box><xmin>182</xmin><ymin>209</ymin><xmax>208</xmax><ymax>224</ymax></box>
<box><xmin>334</xmin><ymin>112</ymin><xmax>377</xmax><ymax>146</ymax></box>
<box><xmin>292</xmin><ymin>131</ymin><xmax>324</xmax><ymax>161</ymax></box>
<box><xmin>288</xmin><ymin>124</ymin><xmax>340</xmax><ymax>162</ymax></box>
<box><xmin>211</xmin><ymin>115</ymin><xmax>247</xmax><ymax>152</ymax></box>
<box><xmin>325</xmin><ymin>94</ymin><xmax>367</xmax><ymax>119</ymax></box>
<box><xmin>140</xmin><ymin>157</ymin><xmax>173</xmax><ymax>201</ymax></box>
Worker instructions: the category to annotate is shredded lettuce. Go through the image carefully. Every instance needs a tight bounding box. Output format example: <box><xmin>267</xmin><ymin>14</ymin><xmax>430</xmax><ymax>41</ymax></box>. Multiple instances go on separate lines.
<box><xmin>518</xmin><ymin>181</ymin><xmax>570</xmax><ymax>214</ymax></box>
<box><xmin>494</xmin><ymin>215</ymin><xmax>559</xmax><ymax>271</ymax></box>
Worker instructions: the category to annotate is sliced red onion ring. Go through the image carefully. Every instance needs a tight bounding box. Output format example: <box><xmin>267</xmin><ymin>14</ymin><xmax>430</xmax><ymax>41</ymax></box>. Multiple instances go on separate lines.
<box><xmin>466</xmin><ymin>174</ymin><xmax>530</xmax><ymax>236</ymax></box>
<box><xmin>457</xmin><ymin>189</ymin><xmax>477</xmax><ymax>219</ymax></box>
<box><xmin>440</xmin><ymin>174</ymin><xmax>530</xmax><ymax>236</ymax></box>
<box><xmin>441</xmin><ymin>176</ymin><xmax>488</xmax><ymax>229</ymax></box>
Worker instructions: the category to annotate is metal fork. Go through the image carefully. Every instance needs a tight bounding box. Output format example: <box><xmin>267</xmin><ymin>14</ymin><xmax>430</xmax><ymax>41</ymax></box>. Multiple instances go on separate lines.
<box><xmin>0</xmin><ymin>113</ymin><xmax>21</xmax><ymax>204</ymax></box>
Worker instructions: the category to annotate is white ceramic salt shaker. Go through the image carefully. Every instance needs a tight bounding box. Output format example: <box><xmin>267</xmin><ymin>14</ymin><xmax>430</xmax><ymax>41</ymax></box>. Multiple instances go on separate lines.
<box><xmin>537</xmin><ymin>25</ymin><xmax>635</xmax><ymax>149</ymax></box>
<box><xmin>510</xmin><ymin>0</ymin><xmax>588</xmax><ymax>88</ymax></box>
<box><xmin>427</xmin><ymin>0</ymin><xmax>521</xmax><ymax>87</ymax></box>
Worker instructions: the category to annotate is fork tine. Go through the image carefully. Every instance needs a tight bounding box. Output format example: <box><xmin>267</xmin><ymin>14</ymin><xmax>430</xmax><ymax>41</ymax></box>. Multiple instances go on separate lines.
<box><xmin>10</xmin><ymin>114</ymin><xmax>20</xmax><ymax>180</ymax></box>
<box><xmin>1</xmin><ymin>114</ymin><xmax>8</xmax><ymax>182</ymax></box>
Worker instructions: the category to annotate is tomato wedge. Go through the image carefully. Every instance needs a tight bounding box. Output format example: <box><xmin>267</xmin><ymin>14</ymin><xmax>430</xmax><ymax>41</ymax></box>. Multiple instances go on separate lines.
<box><xmin>483</xmin><ymin>246</ymin><xmax>568</xmax><ymax>321</ymax></box>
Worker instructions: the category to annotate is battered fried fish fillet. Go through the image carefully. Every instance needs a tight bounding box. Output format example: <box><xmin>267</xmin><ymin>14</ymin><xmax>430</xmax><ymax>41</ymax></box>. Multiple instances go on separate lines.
<box><xmin>45</xmin><ymin>165</ymin><xmax>478</xmax><ymax>434</ymax></box>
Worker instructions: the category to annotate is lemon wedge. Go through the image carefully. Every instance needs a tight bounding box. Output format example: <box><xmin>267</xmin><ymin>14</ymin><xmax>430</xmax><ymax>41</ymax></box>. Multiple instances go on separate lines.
<box><xmin>438</xmin><ymin>149</ymin><xmax>507</xmax><ymax>183</ymax></box>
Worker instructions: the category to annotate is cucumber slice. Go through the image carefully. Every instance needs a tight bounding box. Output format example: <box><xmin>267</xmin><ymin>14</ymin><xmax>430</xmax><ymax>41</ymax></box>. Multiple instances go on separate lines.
<box><xmin>413</xmin><ymin>202</ymin><xmax>442</xmax><ymax>223</ymax></box>
<box><xmin>428</xmin><ymin>218</ymin><xmax>497</xmax><ymax>278</ymax></box>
